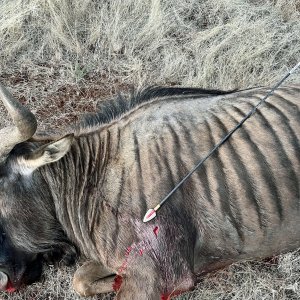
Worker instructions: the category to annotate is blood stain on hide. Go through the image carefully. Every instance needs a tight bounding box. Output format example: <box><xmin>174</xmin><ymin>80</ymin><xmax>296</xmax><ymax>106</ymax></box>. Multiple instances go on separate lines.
<box><xmin>153</xmin><ymin>226</ymin><xmax>159</xmax><ymax>237</ymax></box>
<box><xmin>126</xmin><ymin>246</ymin><xmax>132</xmax><ymax>255</ymax></box>
<box><xmin>6</xmin><ymin>281</ymin><xmax>16</xmax><ymax>293</ymax></box>
<box><xmin>113</xmin><ymin>275</ymin><xmax>123</xmax><ymax>291</ymax></box>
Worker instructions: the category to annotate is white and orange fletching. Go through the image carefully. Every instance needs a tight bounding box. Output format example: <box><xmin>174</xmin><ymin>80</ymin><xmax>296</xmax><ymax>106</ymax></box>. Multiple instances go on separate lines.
<box><xmin>143</xmin><ymin>204</ymin><xmax>161</xmax><ymax>223</ymax></box>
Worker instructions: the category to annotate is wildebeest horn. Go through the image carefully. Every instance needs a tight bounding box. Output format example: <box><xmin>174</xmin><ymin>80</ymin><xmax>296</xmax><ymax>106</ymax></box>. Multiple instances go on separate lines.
<box><xmin>0</xmin><ymin>83</ymin><xmax>37</xmax><ymax>162</ymax></box>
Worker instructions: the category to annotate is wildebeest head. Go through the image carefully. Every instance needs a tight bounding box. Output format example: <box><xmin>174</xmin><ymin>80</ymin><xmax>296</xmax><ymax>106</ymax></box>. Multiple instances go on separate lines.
<box><xmin>0</xmin><ymin>83</ymin><xmax>76</xmax><ymax>291</ymax></box>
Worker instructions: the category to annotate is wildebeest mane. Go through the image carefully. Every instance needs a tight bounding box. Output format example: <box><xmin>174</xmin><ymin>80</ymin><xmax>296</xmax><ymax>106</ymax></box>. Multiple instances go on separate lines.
<box><xmin>79</xmin><ymin>86</ymin><xmax>234</xmax><ymax>130</ymax></box>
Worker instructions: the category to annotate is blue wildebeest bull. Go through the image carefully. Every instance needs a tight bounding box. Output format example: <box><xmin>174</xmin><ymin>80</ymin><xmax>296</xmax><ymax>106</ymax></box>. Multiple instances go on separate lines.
<box><xmin>0</xmin><ymin>83</ymin><xmax>299</xmax><ymax>299</ymax></box>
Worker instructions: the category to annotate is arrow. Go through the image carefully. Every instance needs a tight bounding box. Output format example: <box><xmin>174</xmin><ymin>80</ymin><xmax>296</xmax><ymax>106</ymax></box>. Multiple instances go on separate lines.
<box><xmin>142</xmin><ymin>62</ymin><xmax>300</xmax><ymax>223</ymax></box>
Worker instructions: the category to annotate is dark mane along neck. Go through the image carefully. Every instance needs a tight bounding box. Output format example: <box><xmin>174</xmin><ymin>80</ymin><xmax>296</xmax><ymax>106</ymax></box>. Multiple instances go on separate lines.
<box><xmin>78</xmin><ymin>86</ymin><xmax>234</xmax><ymax>131</ymax></box>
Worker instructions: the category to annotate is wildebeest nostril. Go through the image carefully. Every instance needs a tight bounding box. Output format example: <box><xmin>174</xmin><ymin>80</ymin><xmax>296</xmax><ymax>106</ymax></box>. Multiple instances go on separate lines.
<box><xmin>0</xmin><ymin>271</ymin><xmax>8</xmax><ymax>290</ymax></box>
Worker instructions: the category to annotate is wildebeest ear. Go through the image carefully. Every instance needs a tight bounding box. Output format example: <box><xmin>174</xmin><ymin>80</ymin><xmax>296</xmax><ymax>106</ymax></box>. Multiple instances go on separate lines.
<box><xmin>17</xmin><ymin>134</ymin><xmax>74</xmax><ymax>173</ymax></box>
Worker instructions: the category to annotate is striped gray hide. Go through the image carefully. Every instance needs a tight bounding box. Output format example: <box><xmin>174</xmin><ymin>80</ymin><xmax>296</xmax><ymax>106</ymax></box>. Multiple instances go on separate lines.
<box><xmin>0</xmin><ymin>84</ymin><xmax>299</xmax><ymax>299</ymax></box>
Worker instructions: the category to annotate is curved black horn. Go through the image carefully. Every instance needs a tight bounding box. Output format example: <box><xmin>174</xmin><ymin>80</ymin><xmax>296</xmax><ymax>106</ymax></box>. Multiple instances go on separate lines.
<box><xmin>0</xmin><ymin>83</ymin><xmax>37</xmax><ymax>162</ymax></box>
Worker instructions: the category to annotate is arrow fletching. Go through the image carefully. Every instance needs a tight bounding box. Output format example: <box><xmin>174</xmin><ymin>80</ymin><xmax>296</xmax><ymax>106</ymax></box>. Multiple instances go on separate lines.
<box><xmin>143</xmin><ymin>209</ymin><xmax>156</xmax><ymax>222</ymax></box>
<box><xmin>143</xmin><ymin>204</ymin><xmax>161</xmax><ymax>223</ymax></box>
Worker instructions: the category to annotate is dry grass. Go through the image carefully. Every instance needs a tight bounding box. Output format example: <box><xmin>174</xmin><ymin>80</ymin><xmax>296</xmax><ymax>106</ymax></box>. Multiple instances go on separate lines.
<box><xmin>0</xmin><ymin>0</ymin><xmax>300</xmax><ymax>299</ymax></box>
<box><xmin>1</xmin><ymin>0</ymin><xmax>300</xmax><ymax>88</ymax></box>
<box><xmin>185</xmin><ymin>249</ymin><xmax>300</xmax><ymax>300</ymax></box>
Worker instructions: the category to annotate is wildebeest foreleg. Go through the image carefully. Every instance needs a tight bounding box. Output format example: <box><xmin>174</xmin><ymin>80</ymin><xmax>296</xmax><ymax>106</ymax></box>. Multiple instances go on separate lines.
<box><xmin>115</xmin><ymin>256</ymin><xmax>161</xmax><ymax>300</ymax></box>
<box><xmin>73</xmin><ymin>260</ymin><xmax>115</xmax><ymax>296</ymax></box>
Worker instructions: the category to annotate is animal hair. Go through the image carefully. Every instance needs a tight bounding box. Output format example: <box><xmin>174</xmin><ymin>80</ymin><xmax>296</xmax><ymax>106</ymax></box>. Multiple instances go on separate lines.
<box><xmin>79</xmin><ymin>86</ymin><xmax>234</xmax><ymax>130</ymax></box>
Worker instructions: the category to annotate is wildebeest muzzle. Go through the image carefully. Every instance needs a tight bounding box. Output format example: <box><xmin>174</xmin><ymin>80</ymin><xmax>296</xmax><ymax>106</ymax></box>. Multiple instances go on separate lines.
<box><xmin>0</xmin><ymin>229</ymin><xmax>43</xmax><ymax>292</ymax></box>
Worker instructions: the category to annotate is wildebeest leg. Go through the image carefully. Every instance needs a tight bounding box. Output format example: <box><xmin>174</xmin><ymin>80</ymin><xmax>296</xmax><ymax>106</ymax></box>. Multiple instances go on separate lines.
<box><xmin>73</xmin><ymin>260</ymin><xmax>115</xmax><ymax>296</ymax></box>
<box><xmin>115</xmin><ymin>275</ymin><xmax>161</xmax><ymax>300</ymax></box>
<box><xmin>115</xmin><ymin>257</ymin><xmax>161</xmax><ymax>300</ymax></box>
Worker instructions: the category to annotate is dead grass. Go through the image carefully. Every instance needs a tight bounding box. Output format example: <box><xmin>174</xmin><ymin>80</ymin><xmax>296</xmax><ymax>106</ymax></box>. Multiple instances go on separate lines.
<box><xmin>0</xmin><ymin>0</ymin><xmax>299</xmax><ymax>88</ymax></box>
<box><xmin>185</xmin><ymin>249</ymin><xmax>300</xmax><ymax>300</ymax></box>
<box><xmin>0</xmin><ymin>0</ymin><xmax>299</xmax><ymax>299</ymax></box>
